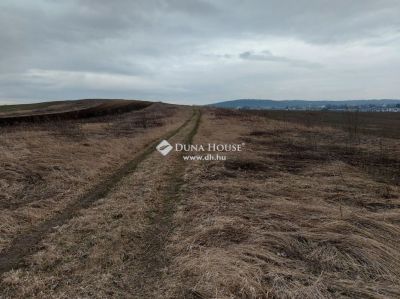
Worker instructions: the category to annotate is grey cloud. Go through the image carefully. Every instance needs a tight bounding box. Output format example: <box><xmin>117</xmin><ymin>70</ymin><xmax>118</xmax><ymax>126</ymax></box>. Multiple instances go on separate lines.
<box><xmin>0</xmin><ymin>0</ymin><xmax>399</xmax><ymax>104</ymax></box>
<box><xmin>222</xmin><ymin>0</ymin><xmax>400</xmax><ymax>44</ymax></box>
<box><xmin>239</xmin><ymin>50</ymin><xmax>322</xmax><ymax>69</ymax></box>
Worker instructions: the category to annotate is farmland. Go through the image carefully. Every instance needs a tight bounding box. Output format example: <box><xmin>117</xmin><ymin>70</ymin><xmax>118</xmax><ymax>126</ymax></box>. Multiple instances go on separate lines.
<box><xmin>0</xmin><ymin>101</ymin><xmax>399</xmax><ymax>298</ymax></box>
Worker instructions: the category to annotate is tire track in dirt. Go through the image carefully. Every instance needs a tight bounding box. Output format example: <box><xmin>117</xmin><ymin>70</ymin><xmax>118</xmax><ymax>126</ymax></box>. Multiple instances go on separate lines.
<box><xmin>0</xmin><ymin>110</ymin><xmax>197</xmax><ymax>275</ymax></box>
<box><xmin>129</xmin><ymin>109</ymin><xmax>201</xmax><ymax>298</ymax></box>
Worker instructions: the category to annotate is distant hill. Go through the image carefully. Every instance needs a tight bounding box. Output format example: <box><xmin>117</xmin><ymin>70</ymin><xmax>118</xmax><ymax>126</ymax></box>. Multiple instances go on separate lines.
<box><xmin>210</xmin><ymin>99</ymin><xmax>400</xmax><ymax>111</ymax></box>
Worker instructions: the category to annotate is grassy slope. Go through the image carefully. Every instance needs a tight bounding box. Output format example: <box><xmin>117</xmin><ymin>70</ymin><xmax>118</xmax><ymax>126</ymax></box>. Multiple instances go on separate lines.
<box><xmin>0</xmin><ymin>99</ymin><xmax>153</xmax><ymax>124</ymax></box>
<box><xmin>0</xmin><ymin>100</ymin><xmax>99</xmax><ymax>115</ymax></box>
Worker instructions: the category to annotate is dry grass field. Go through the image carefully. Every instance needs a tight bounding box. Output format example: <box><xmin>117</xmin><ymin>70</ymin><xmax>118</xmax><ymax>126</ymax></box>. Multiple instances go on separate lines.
<box><xmin>165</xmin><ymin>109</ymin><xmax>400</xmax><ymax>298</ymax></box>
<box><xmin>0</xmin><ymin>102</ymin><xmax>399</xmax><ymax>298</ymax></box>
<box><xmin>0</xmin><ymin>101</ymin><xmax>191</xmax><ymax>252</ymax></box>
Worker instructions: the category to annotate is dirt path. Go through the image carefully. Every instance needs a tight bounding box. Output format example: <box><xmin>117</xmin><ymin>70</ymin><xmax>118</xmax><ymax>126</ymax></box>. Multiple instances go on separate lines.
<box><xmin>0</xmin><ymin>109</ymin><xmax>198</xmax><ymax>275</ymax></box>
<box><xmin>128</xmin><ymin>109</ymin><xmax>201</xmax><ymax>297</ymax></box>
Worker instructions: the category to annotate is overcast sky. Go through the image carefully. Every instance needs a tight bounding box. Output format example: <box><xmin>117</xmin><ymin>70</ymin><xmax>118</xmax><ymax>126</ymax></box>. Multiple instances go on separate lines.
<box><xmin>1</xmin><ymin>0</ymin><xmax>400</xmax><ymax>105</ymax></box>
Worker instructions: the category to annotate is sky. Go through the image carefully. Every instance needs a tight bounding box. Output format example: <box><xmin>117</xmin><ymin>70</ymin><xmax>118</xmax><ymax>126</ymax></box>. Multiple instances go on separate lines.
<box><xmin>1</xmin><ymin>0</ymin><xmax>400</xmax><ymax>105</ymax></box>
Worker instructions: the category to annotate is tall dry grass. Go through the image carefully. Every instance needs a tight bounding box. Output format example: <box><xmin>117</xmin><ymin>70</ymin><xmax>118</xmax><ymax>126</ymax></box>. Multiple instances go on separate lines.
<box><xmin>1</xmin><ymin>107</ymin><xmax>398</xmax><ymax>298</ymax></box>
<box><xmin>0</xmin><ymin>103</ymin><xmax>191</xmax><ymax>251</ymax></box>
<box><xmin>0</xmin><ymin>110</ymin><xmax>197</xmax><ymax>298</ymax></box>
<box><xmin>163</xmin><ymin>108</ymin><xmax>400</xmax><ymax>298</ymax></box>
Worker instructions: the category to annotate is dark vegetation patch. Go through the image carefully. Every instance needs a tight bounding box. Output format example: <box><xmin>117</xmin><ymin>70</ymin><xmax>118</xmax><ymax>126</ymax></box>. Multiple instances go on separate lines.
<box><xmin>260</xmin><ymin>109</ymin><xmax>399</xmax><ymax>139</ymax></box>
<box><xmin>270</xmin><ymin>153</ymin><xmax>325</xmax><ymax>174</ymax></box>
<box><xmin>0</xmin><ymin>100</ymin><xmax>152</xmax><ymax>126</ymax></box>
<box><xmin>107</xmin><ymin>111</ymin><xmax>165</xmax><ymax>137</ymax></box>
<box><xmin>0</xmin><ymin>100</ymin><xmax>92</xmax><ymax>115</ymax></box>
<box><xmin>247</xmin><ymin>129</ymin><xmax>307</xmax><ymax>140</ymax></box>
<box><xmin>207</xmin><ymin>110</ymin><xmax>399</xmax><ymax>184</ymax></box>
<box><xmin>241</xmin><ymin>135</ymin><xmax>333</xmax><ymax>175</ymax></box>
<box><xmin>244</xmin><ymin>130</ymin><xmax>400</xmax><ymax>185</ymax></box>
<box><xmin>210</xmin><ymin>108</ymin><xmax>259</xmax><ymax>122</ymax></box>
<box><xmin>48</xmin><ymin>121</ymin><xmax>86</xmax><ymax>140</ymax></box>
<box><xmin>211</xmin><ymin>108</ymin><xmax>400</xmax><ymax>138</ymax></box>
<box><xmin>104</xmin><ymin>105</ymin><xmax>177</xmax><ymax>137</ymax></box>
<box><xmin>323</xmin><ymin>145</ymin><xmax>400</xmax><ymax>185</ymax></box>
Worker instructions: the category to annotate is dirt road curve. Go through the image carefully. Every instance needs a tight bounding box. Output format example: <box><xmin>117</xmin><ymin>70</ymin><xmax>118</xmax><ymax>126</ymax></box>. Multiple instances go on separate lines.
<box><xmin>0</xmin><ymin>108</ymin><xmax>201</xmax><ymax>287</ymax></box>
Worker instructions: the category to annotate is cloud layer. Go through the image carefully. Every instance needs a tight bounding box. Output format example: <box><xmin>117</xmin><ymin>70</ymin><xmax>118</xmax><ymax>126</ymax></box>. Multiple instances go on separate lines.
<box><xmin>1</xmin><ymin>0</ymin><xmax>400</xmax><ymax>104</ymax></box>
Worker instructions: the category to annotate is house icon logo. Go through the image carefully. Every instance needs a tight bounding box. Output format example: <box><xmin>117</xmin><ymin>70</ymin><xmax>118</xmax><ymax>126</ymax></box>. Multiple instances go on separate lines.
<box><xmin>156</xmin><ymin>140</ymin><xmax>173</xmax><ymax>156</ymax></box>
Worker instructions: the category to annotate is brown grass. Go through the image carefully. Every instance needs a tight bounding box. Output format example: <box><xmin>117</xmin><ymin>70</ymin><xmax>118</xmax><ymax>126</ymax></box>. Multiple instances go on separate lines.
<box><xmin>0</xmin><ymin>103</ymin><xmax>191</xmax><ymax>252</ymax></box>
<box><xmin>0</xmin><ymin>108</ymin><xmax>200</xmax><ymax>298</ymax></box>
<box><xmin>163</xmin><ymin>108</ymin><xmax>400</xmax><ymax>298</ymax></box>
<box><xmin>215</xmin><ymin>108</ymin><xmax>400</xmax><ymax>139</ymax></box>
<box><xmin>0</xmin><ymin>106</ymin><xmax>399</xmax><ymax>298</ymax></box>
